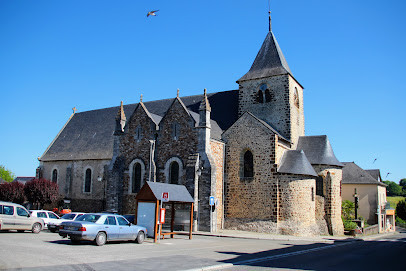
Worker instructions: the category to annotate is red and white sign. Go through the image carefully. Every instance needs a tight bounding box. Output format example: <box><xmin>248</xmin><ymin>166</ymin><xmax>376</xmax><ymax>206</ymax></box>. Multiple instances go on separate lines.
<box><xmin>162</xmin><ymin>192</ymin><xmax>169</xmax><ymax>202</ymax></box>
<box><xmin>159</xmin><ymin>208</ymin><xmax>166</xmax><ymax>224</ymax></box>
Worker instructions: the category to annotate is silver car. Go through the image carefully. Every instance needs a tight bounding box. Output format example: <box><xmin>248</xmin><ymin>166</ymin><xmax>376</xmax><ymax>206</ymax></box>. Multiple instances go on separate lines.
<box><xmin>0</xmin><ymin>201</ymin><xmax>44</xmax><ymax>233</ymax></box>
<box><xmin>59</xmin><ymin>213</ymin><xmax>147</xmax><ymax>246</ymax></box>
<box><xmin>48</xmin><ymin>212</ymin><xmax>85</xmax><ymax>232</ymax></box>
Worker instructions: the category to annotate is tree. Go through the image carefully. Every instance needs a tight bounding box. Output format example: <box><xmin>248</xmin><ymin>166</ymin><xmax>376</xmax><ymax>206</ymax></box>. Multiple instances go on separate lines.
<box><xmin>0</xmin><ymin>165</ymin><xmax>15</xmax><ymax>183</ymax></box>
<box><xmin>342</xmin><ymin>200</ymin><xmax>355</xmax><ymax>220</ymax></box>
<box><xmin>0</xmin><ymin>182</ymin><xmax>25</xmax><ymax>204</ymax></box>
<box><xmin>383</xmin><ymin>181</ymin><xmax>403</xmax><ymax>196</ymax></box>
<box><xmin>24</xmin><ymin>178</ymin><xmax>59</xmax><ymax>209</ymax></box>
<box><xmin>396</xmin><ymin>200</ymin><xmax>406</xmax><ymax>221</ymax></box>
<box><xmin>400</xmin><ymin>179</ymin><xmax>406</xmax><ymax>195</ymax></box>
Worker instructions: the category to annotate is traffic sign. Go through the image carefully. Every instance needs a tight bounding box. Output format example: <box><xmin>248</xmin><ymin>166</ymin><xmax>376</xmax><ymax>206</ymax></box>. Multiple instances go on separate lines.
<box><xmin>209</xmin><ymin>196</ymin><xmax>215</xmax><ymax>206</ymax></box>
<box><xmin>162</xmin><ymin>192</ymin><xmax>169</xmax><ymax>202</ymax></box>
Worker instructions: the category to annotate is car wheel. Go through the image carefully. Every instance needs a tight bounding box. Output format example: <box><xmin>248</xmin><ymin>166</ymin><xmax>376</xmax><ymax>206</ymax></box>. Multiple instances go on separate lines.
<box><xmin>32</xmin><ymin>223</ymin><xmax>41</xmax><ymax>234</ymax></box>
<box><xmin>95</xmin><ymin>232</ymin><xmax>107</xmax><ymax>246</ymax></box>
<box><xmin>135</xmin><ymin>231</ymin><xmax>145</xmax><ymax>244</ymax></box>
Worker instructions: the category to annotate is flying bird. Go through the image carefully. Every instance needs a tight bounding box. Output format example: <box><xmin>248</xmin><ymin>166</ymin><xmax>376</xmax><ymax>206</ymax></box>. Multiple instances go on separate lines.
<box><xmin>373</xmin><ymin>158</ymin><xmax>377</xmax><ymax>163</ymax></box>
<box><xmin>385</xmin><ymin>172</ymin><xmax>391</xmax><ymax>178</ymax></box>
<box><xmin>147</xmin><ymin>10</ymin><xmax>159</xmax><ymax>17</ymax></box>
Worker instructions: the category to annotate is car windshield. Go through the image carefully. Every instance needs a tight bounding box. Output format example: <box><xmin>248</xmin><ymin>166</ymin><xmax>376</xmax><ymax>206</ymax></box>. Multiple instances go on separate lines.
<box><xmin>76</xmin><ymin>214</ymin><xmax>101</xmax><ymax>223</ymax></box>
<box><xmin>61</xmin><ymin>214</ymin><xmax>76</xmax><ymax>220</ymax></box>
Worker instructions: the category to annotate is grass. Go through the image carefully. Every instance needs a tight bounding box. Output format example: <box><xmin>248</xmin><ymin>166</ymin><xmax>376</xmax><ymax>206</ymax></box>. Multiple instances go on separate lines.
<box><xmin>387</xmin><ymin>196</ymin><xmax>405</xmax><ymax>209</ymax></box>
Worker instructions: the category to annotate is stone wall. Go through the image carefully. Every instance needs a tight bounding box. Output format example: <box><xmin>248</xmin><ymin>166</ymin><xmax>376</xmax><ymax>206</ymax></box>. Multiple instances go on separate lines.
<box><xmin>278</xmin><ymin>174</ymin><xmax>317</xmax><ymax>236</ymax></box>
<box><xmin>313</xmin><ymin>165</ymin><xmax>344</xmax><ymax>235</ymax></box>
<box><xmin>210</xmin><ymin>139</ymin><xmax>225</xmax><ymax>231</ymax></box>
<box><xmin>223</xmin><ymin>113</ymin><xmax>278</xmax><ymax>221</ymax></box>
<box><xmin>40</xmin><ymin>159</ymin><xmax>109</xmax><ymax>212</ymax></box>
<box><xmin>238</xmin><ymin>74</ymin><xmax>304</xmax><ymax>145</ymax></box>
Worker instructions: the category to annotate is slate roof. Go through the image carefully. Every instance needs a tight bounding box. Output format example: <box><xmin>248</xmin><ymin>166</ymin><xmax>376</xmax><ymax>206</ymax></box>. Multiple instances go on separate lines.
<box><xmin>342</xmin><ymin>162</ymin><xmax>387</xmax><ymax>187</ymax></box>
<box><xmin>12</xmin><ymin>177</ymin><xmax>35</xmax><ymax>184</ymax></box>
<box><xmin>40</xmin><ymin>90</ymin><xmax>238</xmax><ymax>162</ymax></box>
<box><xmin>238</xmin><ymin>31</ymin><xmax>292</xmax><ymax>82</ymax></box>
<box><xmin>365</xmin><ymin>169</ymin><xmax>381</xmax><ymax>181</ymax></box>
<box><xmin>277</xmin><ymin>150</ymin><xmax>317</xmax><ymax>177</ymax></box>
<box><xmin>136</xmin><ymin>181</ymin><xmax>194</xmax><ymax>203</ymax></box>
<box><xmin>296</xmin><ymin>135</ymin><xmax>343</xmax><ymax>167</ymax></box>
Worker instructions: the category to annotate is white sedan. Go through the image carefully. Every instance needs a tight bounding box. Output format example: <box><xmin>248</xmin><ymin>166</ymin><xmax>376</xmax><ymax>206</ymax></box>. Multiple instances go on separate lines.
<box><xmin>29</xmin><ymin>210</ymin><xmax>60</xmax><ymax>229</ymax></box>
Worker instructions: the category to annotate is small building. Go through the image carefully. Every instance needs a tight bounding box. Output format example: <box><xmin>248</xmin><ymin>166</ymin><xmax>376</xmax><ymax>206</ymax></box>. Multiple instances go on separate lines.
<box><xmin>12</xmin><ymin>177</ymin><xmax>35</xmax><ymax>185</ymax></box>
<box><xmin>341</xmin><ymin>162</ymin><xmax>392</xmax><ymax>232</ymax></box>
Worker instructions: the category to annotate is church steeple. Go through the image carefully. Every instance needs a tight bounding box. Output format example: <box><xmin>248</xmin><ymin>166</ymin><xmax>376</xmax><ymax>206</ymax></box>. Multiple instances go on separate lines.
<box><xmin>114</xmin><ymin>101</ymin><xmax>126</xmax><ymax>135</ymax></box>
<box><xmin>237</xmin><ymin>31</ymin><xmax>292</xmax><ymax>83</ymax></box>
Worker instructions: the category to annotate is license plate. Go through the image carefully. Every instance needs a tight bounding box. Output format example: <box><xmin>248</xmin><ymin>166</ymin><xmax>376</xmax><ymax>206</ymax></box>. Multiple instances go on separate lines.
<box><xmin>65</xmin><ymin>226</ymin><xmax>76</xmax><ymax>231</ymax></box>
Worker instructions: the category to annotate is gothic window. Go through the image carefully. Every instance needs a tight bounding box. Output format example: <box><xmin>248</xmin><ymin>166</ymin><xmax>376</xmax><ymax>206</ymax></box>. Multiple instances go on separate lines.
<box><xmin>84</xmin><ymin>168</ymin><xmax>92</xmax><ymax>193</ymax></box>
<box><xmin>132</xmin><ymin>163</ymin><xmax>142</xmax><ymax>193</ymax></box>
<box><xmin>52</xmin><ymin>169</ymin><xmax>58</xmax><ymax>183</ymax></box>
<box><xmin>316</xmin><ymin>176</ymin><xmax>324</xmax><ymax>196</ymax></box>
<box><xmin>172</xmin><ymin>122</ymin><xmax>179</xmax><ymax>140</ymax></box>
<box><xmin>243</xmin><ymin>150</ymin><xmax>254</xmax><ymax>178</ymax></box>
<box><xmin>169</xmin><ymin>161</ymin><xmax>179</xmax><ymax>184</ymax></box>
<box><xmin>135</xmin><ymin>125</ymin><xmax>142</xmax><ymax>141</ymax></box>
<box><xmin>294</xmin><ymin>87</ymin><xmax>300</xmax><ymax>108</ymax></box>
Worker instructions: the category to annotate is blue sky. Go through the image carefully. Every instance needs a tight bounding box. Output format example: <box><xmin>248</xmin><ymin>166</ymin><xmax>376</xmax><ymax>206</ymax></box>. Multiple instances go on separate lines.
<box><xmin>0</xmin><ymin>0</ymin><xmax>405</xmax><ymax>183</ymax></box>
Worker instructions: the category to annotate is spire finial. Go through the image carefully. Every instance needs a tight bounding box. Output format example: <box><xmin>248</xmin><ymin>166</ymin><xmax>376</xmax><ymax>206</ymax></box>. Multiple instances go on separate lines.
<box><xmin>177</xmin><ymin>88</ymin><xmax>180</xmax><ymax>98</ymax></box>
<box><xmin>72</xmin><ymin>107</ymin><xmax>77</xmax><ymax>114</ymax></box>
<box><xmin>204</xmin><ymin>88</ymin><xmax>207</xmax><ymax>96</ymax></box>
<box><xmin>268</xmin><ymin>11</ymin><xmax>271</xmax><ymax>32</ymax></box>
<box><xmin>140</xmin><ymin>94</ymin><xmax>143</xmax><ymax>103</ymax></box>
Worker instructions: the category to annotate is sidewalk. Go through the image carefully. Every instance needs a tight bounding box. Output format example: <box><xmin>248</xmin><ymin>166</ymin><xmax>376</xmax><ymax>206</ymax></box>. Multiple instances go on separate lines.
<box><xmin>192</xmin><ymin>228</ymin><xmax>399</xmax><ymax>243</ymax></box>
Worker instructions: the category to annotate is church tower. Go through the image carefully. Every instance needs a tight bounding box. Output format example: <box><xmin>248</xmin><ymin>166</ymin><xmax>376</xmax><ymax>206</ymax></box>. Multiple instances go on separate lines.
<box><xmin>237</xmin><ymin>13</ymin><xmax>305</xmax><ymax>147</ymax></box>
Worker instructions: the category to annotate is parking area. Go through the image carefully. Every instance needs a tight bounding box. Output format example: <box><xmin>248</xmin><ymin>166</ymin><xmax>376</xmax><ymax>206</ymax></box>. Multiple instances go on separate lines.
<box><xmin>0</xmin><ymin>230</ymin><xmax>334</xmax><ymax>270</ymax></box>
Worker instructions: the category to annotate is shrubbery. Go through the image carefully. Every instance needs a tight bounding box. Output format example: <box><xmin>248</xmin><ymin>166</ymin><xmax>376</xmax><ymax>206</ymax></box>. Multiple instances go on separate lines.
<box><xmin>395</xmin><ymin>200</ymin><xmax>406</xmax><ymax>221</ymax></box>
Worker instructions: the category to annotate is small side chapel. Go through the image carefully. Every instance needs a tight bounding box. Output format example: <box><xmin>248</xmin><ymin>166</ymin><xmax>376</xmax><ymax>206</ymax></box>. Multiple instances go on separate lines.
<box><xmin>38</xmin><ymin>14</ymin><xmax>344</xmax><ymax>236</ymax></box>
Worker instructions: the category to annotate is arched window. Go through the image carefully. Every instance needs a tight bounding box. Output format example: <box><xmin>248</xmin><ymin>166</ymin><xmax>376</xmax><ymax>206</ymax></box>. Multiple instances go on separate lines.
<box><xmin>294</xmin><ymin>87</ymin><xmax>300</xmax><ymax>108</ymax></box>
<box><xmin>84</xmin><ymin>168</ymin><xmax>92</xmax><ymax>193</ymax></box>
<box><xmin>265</xmin><ymin>89</ymin><xmax>272</xmax><ymax>103</ymax></box>
<box><xmin>132</xmin><ymin>163</ymin><xmax>142</xmax><ymax>193</ymax></box>
<box><xmin>243</xmin><ymin>150</ymin><xmax>254</xmax><ymax>178</ymax></box>
<box><xmin>52</xmin><ymin>169</ymin><xmax>58</xmax><ymax>183</ymax></box>
<box><xmin>257</xmin><ymin>90</ymin><xmax>264</xmax><ymax>103</ymax></box>
<box><xmin>169</xmin><ymin>161</ymin><xmax>179</xmax><ymax>184</ymax></box>
<box><xmin>135</xmin><ymin>125</ymin><xmax>142</xmax><ymax>141</ymax></box>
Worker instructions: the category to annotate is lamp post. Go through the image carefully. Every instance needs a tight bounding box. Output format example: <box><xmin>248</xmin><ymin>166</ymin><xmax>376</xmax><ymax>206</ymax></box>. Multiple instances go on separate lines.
<box><xmin>353</xmin><ymin>188</ymin><xmax>359</xmax><ymax>220</ymax></box>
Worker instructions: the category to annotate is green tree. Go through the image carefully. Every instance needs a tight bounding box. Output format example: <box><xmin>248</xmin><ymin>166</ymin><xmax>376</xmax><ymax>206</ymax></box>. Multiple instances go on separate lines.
<box><xmin>0</xmin><ymin>165</ymin><xmax>15</xmax><ymax>183</ymax></box>
<box><xmin>342</xmin><ymin>200</ymin><xmax>355</xmax><ymax>220</ymax></box>
<box><xmin>383</xmin><ymin>181</ymin><xmax>403</xmax><ymax>196</ymax></box>
<box><xmin>400</xmin><ymin>179</ymin><xmax>406</xmax><ymax>195</ymax></box>
<box><xmin>395</xmin><ymin>200</ymin><xmax>406</xmax><ymax>221</ymax></box>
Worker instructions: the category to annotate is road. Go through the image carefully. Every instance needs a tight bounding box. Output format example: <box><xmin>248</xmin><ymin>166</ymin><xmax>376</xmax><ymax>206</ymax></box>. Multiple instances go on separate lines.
<box><xmin>0</xmin><ymin>229</ymin><xmax>404</xmax><ymax>271</ymax></box>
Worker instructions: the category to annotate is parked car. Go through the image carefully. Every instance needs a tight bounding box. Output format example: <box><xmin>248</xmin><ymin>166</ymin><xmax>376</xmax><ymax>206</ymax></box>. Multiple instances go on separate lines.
<box><xmin>29</xmin><ymin>210</ymin><xmax>60</xmax><ymax>229</ymax></box>
<box><xmin>59</xmin><ymin>213</ymin><xmax>147</xmax><ymax>246</ymax></box>
<box><xmin>0</xmin><ymin>201</ymin><xmax>44</xmax><ymax>233</ymax></box>
<box><xmin>48</xmin><ymin>212</ymin><xmax>85</xmax><ymax>232</ymax></box>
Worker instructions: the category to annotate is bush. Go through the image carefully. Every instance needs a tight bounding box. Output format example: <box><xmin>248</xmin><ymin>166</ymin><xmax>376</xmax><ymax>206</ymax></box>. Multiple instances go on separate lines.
<box><xmin>395</xmin><ymin>200</ymin><xmax>406</xmax><ymax>221</ymax></box>
<box><xmin>24</xmin><ymin>178</ymin><xmax>59</xmax><ymax>209</ymax></box>
<box><xmin>0</xmin><ymin>182</ymin><xmax>25</xmax><ymax>204</ymax></box>
<box><xmin>342</xmin><ymin>200</ymin><xmax>355</xmax><ymax>220</ymax></box>
<box><xmin>343</xmin><ymin>220</ymin><xmax>357</xmax><ymax>230</ymax></box>
<box><xmin>395</xmin><ymin>217</ymin><xmax>406</xmax><ymax>228</ymax></box>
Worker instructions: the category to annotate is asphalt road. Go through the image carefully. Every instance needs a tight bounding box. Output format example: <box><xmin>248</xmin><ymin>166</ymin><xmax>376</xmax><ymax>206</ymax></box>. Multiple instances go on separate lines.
<box><xmin>0</xmin><ymin>229</ymin><xmax>404</xmax><ymax>271</ymax></box>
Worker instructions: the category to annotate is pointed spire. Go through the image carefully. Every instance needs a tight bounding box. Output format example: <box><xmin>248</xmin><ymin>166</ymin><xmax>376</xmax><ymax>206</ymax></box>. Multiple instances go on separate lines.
<box><xmin>115</xmin><ymin>101</ymin><xmax>126</xmax><ymax>121</ymax></box>
<box><xmin>140</xmin><ymin>94</ymin><xmax>143</xmax><ymax>103</ymax></box>
<box><xmin>199</xmin><ymin>88</ymin><xmax>211</xmax><ymax>112</ymax></box>
<box><xmin>177</xmin><ymin>88</ymin><xmax>180</xmax><ymax>98</ymax></box>
<box><xmin>268</xmin><ymin>11</ymin><xmax>272</xmax><ymax>32</ymax></box>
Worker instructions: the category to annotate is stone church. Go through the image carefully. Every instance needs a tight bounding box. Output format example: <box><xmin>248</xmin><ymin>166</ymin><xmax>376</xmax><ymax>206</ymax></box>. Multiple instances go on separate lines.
<box><xmin>38</xmin><ymin>18</ymin><xmax>344</xmax><ymax>236</ymax></box>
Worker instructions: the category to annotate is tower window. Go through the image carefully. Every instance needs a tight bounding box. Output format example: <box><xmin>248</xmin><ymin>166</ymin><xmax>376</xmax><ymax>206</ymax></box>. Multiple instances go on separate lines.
<box><xmin>243</xmin><ymin>150</ymin><xmax>254</xmax><ymax>178</ymax></box>
<box><xmin>294</xmin><ymin>87</ymin><xmax>300</xmax><ymax>108</ymax></box>
<box><xmin>132</xmin><ymin>163</ymin><xmax>142</xmax><ymax>193</ymax></box>
<box><xmin>316</xmin><ymin>176</ymin><xmax>324</xmax><ymax>196</ymax></box>
<box><xmin>265</xmin><ymin>89</ymin><xmax>272</xmax><ymax>103</ymax></box>
<box><xmin>169</xmin><ymin>161</ymin><xmax>179</xmax><ymax>184</ymax></box>
<box><xmin>84</xmin><ymin>168</ymin><xmax>92</xmax><ymax>193</ymax></box>
<box><xmin>52</xmin><ymin>169</ymin><xmax>58</xmax><ymax>183</ymax></box>
<box><xmin>257</xmin><ymin>90</ymin><xmax>264</xmax><ymax>103</ymax></box>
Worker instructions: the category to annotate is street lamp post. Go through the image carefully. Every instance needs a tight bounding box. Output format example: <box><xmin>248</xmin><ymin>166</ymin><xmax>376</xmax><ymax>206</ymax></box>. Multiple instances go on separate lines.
<box><xmin>353</xmin><ymin>188</ymin><xmax>359</xmax><ymax>220</ymax></box>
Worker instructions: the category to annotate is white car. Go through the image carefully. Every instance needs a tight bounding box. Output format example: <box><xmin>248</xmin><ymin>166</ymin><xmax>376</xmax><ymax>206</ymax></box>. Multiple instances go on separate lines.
<box><xmin>48</xmin><ymin>212</ymin><xmax>85</xmax><ymax>232</ymax></box>
<box><xmin>0</xmin><ymin>201</ymin><xmax>44</xmax><ymax>233</ymax></box>
<box><xmin>29</xmin><ymin>210</ymin><xmax>60</xmax><ymax>229</ymax></box>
